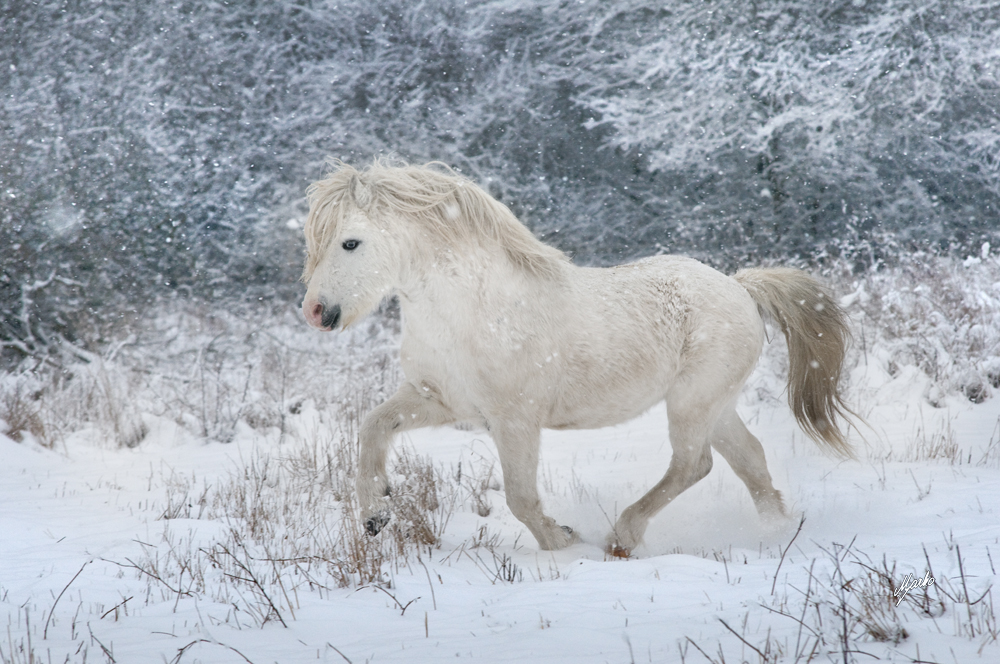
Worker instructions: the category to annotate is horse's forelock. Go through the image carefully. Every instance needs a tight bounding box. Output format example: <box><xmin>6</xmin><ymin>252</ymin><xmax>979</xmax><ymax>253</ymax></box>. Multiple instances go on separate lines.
<box><xmin>302</xmin><ymin>168</ymin><xmax>354</xmax><ymax>281</ymax></box>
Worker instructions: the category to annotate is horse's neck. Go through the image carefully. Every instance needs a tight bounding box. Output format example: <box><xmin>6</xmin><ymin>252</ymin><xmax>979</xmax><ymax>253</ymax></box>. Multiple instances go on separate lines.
<box><xmin>397</xmin><ymin>247</ymin><xmax>564</xmax><ymax>337</ymax></box>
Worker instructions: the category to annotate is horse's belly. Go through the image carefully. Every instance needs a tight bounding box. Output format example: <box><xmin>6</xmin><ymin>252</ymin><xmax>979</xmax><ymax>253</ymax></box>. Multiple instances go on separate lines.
<box><xmin>543</xmin><ymin>363</ymin><xmax>676</xmax><ymax>430</ymax></box>
<box><xmin>545</xmin><ymin>396</ymin><xmax>662</xmax><ymax>430</ymax></box>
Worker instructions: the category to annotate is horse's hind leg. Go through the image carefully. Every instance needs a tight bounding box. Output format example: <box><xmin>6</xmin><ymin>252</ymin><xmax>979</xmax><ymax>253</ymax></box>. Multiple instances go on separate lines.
<box><xmin>610</xmin><ymin>391</ymin><xmax>719</xmax><ymax>556</ymax></box>
<box><xmin>492</xmin><ymin>420</ymin><xmax>577</xmax><ymax>551</ymax></box>
<box><xmin>357</xmin><ymin>382</ymin><xmax>455</xmax><ymax>536</ymax></box>
<box><xmin>710</xmin><ymin>408</ymin><xmax>785</xmax><ymax>520</ymax></box>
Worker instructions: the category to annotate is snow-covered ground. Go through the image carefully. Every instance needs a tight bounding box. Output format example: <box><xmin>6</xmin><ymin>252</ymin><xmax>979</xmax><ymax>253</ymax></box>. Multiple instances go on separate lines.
<box><xmin>2</xmin><ymin>259</ymin><xmax>999</xmax><ymax>663</ymax></box>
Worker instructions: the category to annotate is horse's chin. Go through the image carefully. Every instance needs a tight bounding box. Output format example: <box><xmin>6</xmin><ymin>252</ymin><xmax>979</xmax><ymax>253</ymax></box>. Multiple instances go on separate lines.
<box><xmin>341</xmin><ymin>301</ymin><xmax>385</xmax><ymax>329</ymax></box>
<box><xmin>339</xmin><ymin>313</ymin><xmax>361</xmax><ymax>330</ymax></box>
<box><xmin>304</xmin><ymin>319</ymin><xmax>334</xmax><ymax>332</ymax></box>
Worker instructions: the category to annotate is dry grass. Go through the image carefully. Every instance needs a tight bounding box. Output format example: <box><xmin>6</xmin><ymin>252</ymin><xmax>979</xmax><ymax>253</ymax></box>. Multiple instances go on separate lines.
<box><xmin>687</xmin><ymin>537</ymin><xmax>998</xmax><ymax>663</ymax></box>
<box><xmin>829</xmin><ymin>251</ymin><xmax>1000</xmax><ymax>406</ymax></box>
<box><xmin>1</xmin><ymin>298</ymin><xmax>401</xmax><ymax>449</ymax></box>
<box><xmin>0</xmin><ymin>378</ymin><xmax>47</xmax><ymax>446</ymax></box>
<box><xmin>862</xmin><ymin>416</ymin><xmax>1000</xmax><ymax>471</ymax></box>
<box><xmin>104</xmin><ymin>391</ymin><xmax>527</xmax><ymax>632</ymax></box>
<box><xmin>2</xmin><ymin>360</ymin><xmax>147</xmax><ymax>449</ymax></box>
<box><xmin>117</xmin><ymin>404</ymin><xmax>467</xmax><ymax>623</ymax></box>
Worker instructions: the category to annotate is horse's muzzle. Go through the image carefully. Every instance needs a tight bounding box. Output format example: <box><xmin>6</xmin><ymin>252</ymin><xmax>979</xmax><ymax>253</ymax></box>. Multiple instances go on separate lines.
<box><xmin>321</xmin><ymin>303</ymin><xmax>342</xmax><ymax>329</ymax></box>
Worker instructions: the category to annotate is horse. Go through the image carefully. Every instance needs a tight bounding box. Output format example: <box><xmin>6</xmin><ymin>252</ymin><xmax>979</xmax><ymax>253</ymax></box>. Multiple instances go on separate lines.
<box><xmin>300</xmin><ymin>160</ymin><xmax>855</xmax><ymax>556</ymax></box>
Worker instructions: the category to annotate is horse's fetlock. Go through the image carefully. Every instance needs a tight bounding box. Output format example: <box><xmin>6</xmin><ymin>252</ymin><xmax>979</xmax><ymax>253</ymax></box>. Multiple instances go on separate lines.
<box><xmin>356</xmin><ymin>473</ymin><xmax>390</xmax><ymax>514</ymax></box>
<box><xmin>611</xmin><ymin>509</ymin><xmax>647</xmax><ymax>554</ymax></box>
<box><xmin>505</xmin><ymin>496</ymin><xmax>540</xmax><ymax>522</ymax></box>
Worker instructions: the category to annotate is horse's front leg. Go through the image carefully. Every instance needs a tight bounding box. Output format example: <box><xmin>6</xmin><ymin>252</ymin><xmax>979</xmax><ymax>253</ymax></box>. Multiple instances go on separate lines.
<box><xmin>357</xmin><ymin>382</ymin><xmax>454</xmax><ymax>536</ymax></box>
<box><xmin>491</xmin><ymin>420</ymin><xmax>578</xmax><ymax>551</ymax></box>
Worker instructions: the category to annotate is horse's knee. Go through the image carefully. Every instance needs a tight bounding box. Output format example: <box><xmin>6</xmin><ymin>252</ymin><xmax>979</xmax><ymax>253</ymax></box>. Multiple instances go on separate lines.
<box><xmin>692</xmin><ymin>447</ymin><xmax>713</xmax><ymax>482</ymax></box>
<box><xmin>671</xmin><ymin>443</ymin><xmax>713</xmax><ymax>483</ymax></box>
<box><xmin>360</xmin><ymin>409</ymin><xmax>397</xmax><ymax>444</ymax></box>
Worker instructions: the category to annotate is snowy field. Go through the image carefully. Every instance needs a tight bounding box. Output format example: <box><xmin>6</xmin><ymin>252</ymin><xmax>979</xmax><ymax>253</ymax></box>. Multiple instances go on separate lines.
<box><xmin>2</xmin><ymin>255</ymin><xmax>999</xmax><ymax>663</ymax></box>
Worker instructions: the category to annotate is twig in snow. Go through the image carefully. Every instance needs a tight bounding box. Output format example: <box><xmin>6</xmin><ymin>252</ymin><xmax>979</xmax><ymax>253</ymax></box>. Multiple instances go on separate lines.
<box><xmin>417</xmin><ymin>554</ymin><xmax>437</xmax><ymax>610</ymax></box>
<box><xmin>718</xmin><ymin>617</ymin><xmax>769</xmax><ymax>662</ymax></box>
<box><xmin>204</xmin><ymin>543</ymin><xmax>288</xmax><ymax>628</ymax></box>
<box><xmin>357</xmin><ymin>584</ymin><xmax>419</xmax><ymax>616</ymax></box>
<box><xmin>88</xmin><ymin>624</ymin><xmax>116</xmax><ymax>663</ymax></box>
<box><xmin>100</xmin><ymin>596</ymin><xmax>133</xmax><ymax>621</ymax></box>
<box><xmin>771</xmin><ymin>514</ymin><xmax>805</xmax><ymax>595</ymax></box>
<box><xmin>169</xmin><ymin>639</ymin><xmax>255</xmax><ymax>664</ymax></box>
<box><xmin>326</xmin><ymin>642</ymin><xmax>354</xmax><ymax>664</ymax></box>
<box><xmin>683</xmin><ymin>636</ymin><xmax>718</xmax><ymax>664</ymax></box>
<box><xmin>43</xmin><ymin>559</ymin><xmax>91</xmax><ymax>639</ymax></box>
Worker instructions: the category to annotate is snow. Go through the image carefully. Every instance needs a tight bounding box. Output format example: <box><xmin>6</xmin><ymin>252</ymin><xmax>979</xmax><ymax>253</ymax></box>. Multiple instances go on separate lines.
<box><xmin>2</xmin><ymin>312</ymin><xmax>999</xmax><ymax>663</ymax></box>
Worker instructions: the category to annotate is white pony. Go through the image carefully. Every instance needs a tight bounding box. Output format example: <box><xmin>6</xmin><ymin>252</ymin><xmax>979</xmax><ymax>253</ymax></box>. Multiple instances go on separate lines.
<box><xmin>301</xmin><ymin>160</ymin><xmax>855</xmax><ymax>556</ymax></box>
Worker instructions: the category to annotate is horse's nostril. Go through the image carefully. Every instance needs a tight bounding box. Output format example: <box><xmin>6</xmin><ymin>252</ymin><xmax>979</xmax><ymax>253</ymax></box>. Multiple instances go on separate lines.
<box><xmin>311</xmin><ymin>302</ymin><xmax>324</xmax><ymax>320</ymax></box>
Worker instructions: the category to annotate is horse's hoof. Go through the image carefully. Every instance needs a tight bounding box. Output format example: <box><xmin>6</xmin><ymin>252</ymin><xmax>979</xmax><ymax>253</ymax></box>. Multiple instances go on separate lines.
<box><xmin>538</xmin><ymin>524</ymin><xmax>578</xmax><ymax>550</ymax></box>
<box><xmin>560</xmin><ymin>525</ymin><xmax>580</xmax><ymax>546</ymax></box>
<box><xmin>609</xmin><ymin>544</ymin><xmax>631</xmax><ymax>559</ymax></box>
<box><xmin>365</xmin><ymin>510</ymin><xmax>391</xmax><ymax>536</ymax></box>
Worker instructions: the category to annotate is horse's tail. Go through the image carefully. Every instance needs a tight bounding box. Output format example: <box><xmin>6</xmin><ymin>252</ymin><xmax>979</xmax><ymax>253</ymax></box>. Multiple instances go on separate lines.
<box><xmin>734</xmin><ymin>267</ymin><xmax>856</xmax><ymax>458</ymax></box>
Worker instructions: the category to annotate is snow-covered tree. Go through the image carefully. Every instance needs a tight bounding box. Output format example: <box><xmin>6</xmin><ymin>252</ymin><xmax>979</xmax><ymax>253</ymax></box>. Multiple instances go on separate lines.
<box><xmin>3</xmin><ymin>0</ymin><xmax>998</xmax><ymax>364</ymax></box>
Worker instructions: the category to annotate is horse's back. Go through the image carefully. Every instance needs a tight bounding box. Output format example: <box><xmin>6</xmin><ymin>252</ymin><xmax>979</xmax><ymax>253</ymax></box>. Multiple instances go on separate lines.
<box><xmin>575</xmin><ymin>255</ymin><xmax>761</xmax><ymax>345</ymax></box>
<box><xmin>544</xmin><ymin>255</ymin><xmax>763</xmax><ymax>429</ymax></box>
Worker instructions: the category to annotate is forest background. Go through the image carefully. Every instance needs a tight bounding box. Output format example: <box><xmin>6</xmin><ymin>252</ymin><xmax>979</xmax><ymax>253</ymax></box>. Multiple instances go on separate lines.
<box><xmin>3</xmin><ymin>0</ymin><xmax>999</xmax><ymax>366</ymax></box>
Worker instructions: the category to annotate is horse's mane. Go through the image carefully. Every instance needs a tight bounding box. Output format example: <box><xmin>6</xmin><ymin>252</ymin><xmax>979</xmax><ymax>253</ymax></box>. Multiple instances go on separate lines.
<box><xmin>303</xmin><ymin>159</ymin><xmax>568</xmax><ymax>281</ymax></box>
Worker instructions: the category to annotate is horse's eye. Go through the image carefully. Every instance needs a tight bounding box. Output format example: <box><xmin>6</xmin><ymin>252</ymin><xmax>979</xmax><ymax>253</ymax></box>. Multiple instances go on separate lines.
<box><xmin>342</xmin><ymin>239</ymin><xmax>360</xmax><ymax>251</ymax></box>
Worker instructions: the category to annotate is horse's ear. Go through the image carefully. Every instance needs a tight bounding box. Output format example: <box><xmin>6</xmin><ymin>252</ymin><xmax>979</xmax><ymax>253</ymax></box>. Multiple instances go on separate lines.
<box><xmin>350</xmin><ymin>174</ymin><xmax>373</xmax><ymax>210</ymax></box>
